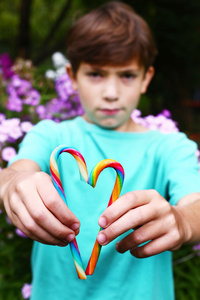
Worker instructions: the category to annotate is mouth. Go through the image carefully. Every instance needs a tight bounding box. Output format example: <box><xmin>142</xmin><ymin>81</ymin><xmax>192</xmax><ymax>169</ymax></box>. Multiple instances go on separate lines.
<box><xmin>98</xmin><ymin>108</ymin><xmax>121</xmax><ymax>116</ymax></box>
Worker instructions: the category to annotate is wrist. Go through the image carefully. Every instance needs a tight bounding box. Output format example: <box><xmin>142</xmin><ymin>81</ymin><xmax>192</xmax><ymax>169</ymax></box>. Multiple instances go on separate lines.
<box><xmin>0</xmin><ymin>168</ymin><xmax>12</xmax><ymax>207</ymax></box>
<box><xmin>175</xmin><ymin>202</ymin><xmax>199</xmax><ymax>244</ymax></box>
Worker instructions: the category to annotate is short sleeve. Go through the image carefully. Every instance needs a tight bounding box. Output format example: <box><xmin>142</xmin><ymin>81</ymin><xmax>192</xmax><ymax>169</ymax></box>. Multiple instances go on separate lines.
<box><xmin>9</xmin><ymin>120</ymin><xmax>59</xmax><ymax>172</ymax></box>
<box><xmin>163</xmin><ymin>133</ymin><xmax>200</xmax><ymax>205</ymax></box>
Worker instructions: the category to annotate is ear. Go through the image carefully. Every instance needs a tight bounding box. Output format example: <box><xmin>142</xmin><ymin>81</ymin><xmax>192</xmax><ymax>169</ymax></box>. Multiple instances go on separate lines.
<box><xmin>141</xmin><ymin>66</ymin><xmax>155</xmax><ymax>94</ymax></box>
<box><xmin>66</xmin><ymin>64</ymin><xmax>78</xmax><ymax>91</ymax></box>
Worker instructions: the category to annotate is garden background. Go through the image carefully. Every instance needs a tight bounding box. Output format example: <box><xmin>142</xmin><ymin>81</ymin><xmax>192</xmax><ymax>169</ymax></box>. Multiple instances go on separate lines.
<box><xmin>0</xmin><ymin>1</ymin><xmax>200</xmax><ymax>299</ymax></box>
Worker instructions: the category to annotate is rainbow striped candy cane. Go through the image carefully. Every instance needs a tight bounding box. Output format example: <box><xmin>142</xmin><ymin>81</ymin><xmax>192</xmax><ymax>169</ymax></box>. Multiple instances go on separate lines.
<box><xmin>50</xmin><ymin>145</ymin><xmax>124</xmax><ymax>279</ymax></box>
<box><xmin>85</xmin><ymin>159</ymin><xmax>124</xmax><ymax>275</ymax></box>
<box><xmin>50</xmin><ymin>146</ymin><xmax>88</xmax><ymax>279</ymax></box>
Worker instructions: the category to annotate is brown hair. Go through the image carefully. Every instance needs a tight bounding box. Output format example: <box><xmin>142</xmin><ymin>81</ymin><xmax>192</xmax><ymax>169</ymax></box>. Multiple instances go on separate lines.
<box><xmin>66</xmin><ymin>1</ymin><xmax>158</xmax><ymax>73</ymax></box>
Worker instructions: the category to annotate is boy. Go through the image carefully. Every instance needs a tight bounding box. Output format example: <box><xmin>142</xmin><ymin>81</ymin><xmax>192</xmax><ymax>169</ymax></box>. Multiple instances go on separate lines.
<box><xmin>1</xmin><ymin>2</ymin><xmax>200</xmax><ymax>299</ymax></box>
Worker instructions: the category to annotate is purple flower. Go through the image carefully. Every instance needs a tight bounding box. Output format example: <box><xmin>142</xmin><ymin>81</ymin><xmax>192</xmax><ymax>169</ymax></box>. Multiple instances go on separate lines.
<box><xmin>5</xmin><ymin>72</ymin><xmax>41</xmax><ymax>113</ymax></box>
<box><xmin>17</xmin><ymin>79</ymin><xmax>32</xmax><ymax>96</ymax></box>
<box><xmin>158</xmin><ymin>109</ymin><xmax>172</xmax><ymax>118</ymax></box>
<box><xmin>6</xmin><ymin>216</ymin><xmax>12</xmax><ymax>225</ymax></box>
<box><xmin>36</xmin><ymin>105</ymin><xmax>47</xmax><ymax>119</ymax></box>
<box><xmin>7</xmin><ymin>95</ymin><xmax>23</xmax><ymax>112</ymax></box>
<box><xmin>55</xmin><ymin>73</ymin><xmax>75</xmax><ymax>100</ymax></box>
<box><xmin>24</xmin><ymin>89</ymin><xmax>41</xmax><ymax>106</ymax></box>
<box><xmin>9</xmin><ymin>75</ymin><xmax>21</xmax><ymax>88</ymax></box>
<box><xmin>193</xmin><ymin>243</ymin><xmax>200</xmax><ymax>251</ymax></box>
<box><xmin>193</xmin><ymin>243</ymin><xmax>200</xmax><ymax>255</ymax></box>
<box><xmin>15</xmin><ymin>228</ymin><xmax>28</xmax><ymax>238</ymax></box>
<box><xmin>0</xmin><ymin>53</ymin><xmax>14</xmax><ymax>79</ymax></box>
<box><xmin>21</xmin><ymin>283</ymin><xmax>32</xmax><ymax>299</ymax></box>
<box><xmin>1</xmin><ymin>147</ymin><xmax>16</xmax><ymax>162</ymax></box>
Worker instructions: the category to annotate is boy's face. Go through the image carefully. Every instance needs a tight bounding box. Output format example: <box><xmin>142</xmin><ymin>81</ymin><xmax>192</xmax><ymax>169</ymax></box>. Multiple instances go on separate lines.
<box><xmin>68</xmin><ymin>59</ymin><xmax>154</xmax><ymax>132</ymax></box>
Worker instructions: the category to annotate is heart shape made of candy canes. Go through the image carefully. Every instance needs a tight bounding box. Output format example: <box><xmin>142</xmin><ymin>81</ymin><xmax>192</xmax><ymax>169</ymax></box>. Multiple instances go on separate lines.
<box><xmin>50</xmin><ymin>145</ymin><xmax>124</xmax><ymax>279</ymax></box>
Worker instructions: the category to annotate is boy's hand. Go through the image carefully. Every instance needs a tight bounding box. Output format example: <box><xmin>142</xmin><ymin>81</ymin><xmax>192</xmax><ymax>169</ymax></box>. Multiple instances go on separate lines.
<box><xmin>1</xmin><ymin>161</ymin><xmax>80</xmax><ymax>246</ymax></box>
<box><xmin>97</xmin><ymin>190</ymin><xmax>190</xmax><ymax>258</ymax></box>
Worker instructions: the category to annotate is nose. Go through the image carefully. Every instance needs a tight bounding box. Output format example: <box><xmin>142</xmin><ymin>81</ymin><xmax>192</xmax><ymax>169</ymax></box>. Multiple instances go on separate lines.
<box><xmin>102</xmin><ymin>77</ymin><xmax>119</xmax><ymax>101</ymax></box>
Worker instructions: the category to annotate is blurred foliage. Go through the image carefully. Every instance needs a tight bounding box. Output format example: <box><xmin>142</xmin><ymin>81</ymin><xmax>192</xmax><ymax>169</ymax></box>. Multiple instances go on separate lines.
<box><xmin>173</xmin><ymin>245</ymin><xmax>200</xmax><ymax>299</ymax></box>
<box><xmin>0</xmin><ymin>212</ymin><xmax>32</xmax><ymax>300</ymax></box>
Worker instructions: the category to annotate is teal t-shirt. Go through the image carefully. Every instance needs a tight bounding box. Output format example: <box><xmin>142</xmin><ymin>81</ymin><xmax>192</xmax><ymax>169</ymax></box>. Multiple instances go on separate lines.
<box><xmin>11</xmin><ymin>117</ymin><xmax>200</xmax><ymax>300</ymax></box>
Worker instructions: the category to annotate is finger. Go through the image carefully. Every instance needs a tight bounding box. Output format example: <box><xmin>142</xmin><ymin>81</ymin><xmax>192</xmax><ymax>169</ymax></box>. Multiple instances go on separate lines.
<box><xmin>25</xmin><ymin>198</ymin><xmax>77</xmax><ymax>243</ymax></box>
<box><xmin>4</xmin><ymin>193</ymin><xmax>68</xmax><ymax>245</ymax></box>
<box><xmin>130</xmin><ymin>231</ymin><xmax>182</xmax><ymax>258</ymax></box>
<box><xmin>116</xmin><ymin>220</ymin><xmax>167</xmax><ymax>253</ymax></box>
<box><xmin>97</xmin><ymin>200</ymin><xmax>161</xmax><ymax>245</ymax></box>
<box><xmin>98</xmin><ymin>190</ymin><xmax>160</xmax><ymax>228</ymax></box>
<box><xmin>36</xmin><ymin>173</ymin><xmax>80</xmax><ymax>230</ymax></box>
<box><xmin>13</xmin><ymin>212</ymin><xmax>69</xmax><ymax>246</ymax></box>
<box><xmin>12</xmin><ymin>186</ymin><xmax>77</xmax><ymax>243</ymax></box>
<box><xmin>11</xmin><ymin>200</ymin><xmax>75</xmax><ymax>245</ymax></box>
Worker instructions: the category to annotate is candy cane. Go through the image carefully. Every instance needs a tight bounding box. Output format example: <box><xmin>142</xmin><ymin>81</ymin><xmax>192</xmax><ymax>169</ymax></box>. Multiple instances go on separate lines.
<box><xmin>50</xmin><ymin>146</ymin><xmax>124</xmax><ymax>279</ymax></box>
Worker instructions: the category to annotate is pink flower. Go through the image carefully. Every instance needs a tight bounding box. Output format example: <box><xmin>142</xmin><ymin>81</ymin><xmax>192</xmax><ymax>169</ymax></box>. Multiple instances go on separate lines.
<box><xmin>9</xmin><ymin>127</ymin><xmax>23</xmax><ymax>140</ymax></box>
<box><xmin>193</xmin><ymin>243</ymin><xmax>200</xmax><ymax>251</ymax></box>
<box><xmin>131</xmin><ymin>109</ymin><xmax>179</xmax><ymax>133</ymax></box>
<box><xmin>21</xmin><ymin>121</ymin><xmax>33</xmax><ymax>133</ymax></box>
<box><xmin>0</xmin><ymin>132</ymin><xmax>8</xmax><ymax>143</ymax></box>
<box><xmin>21</xmin><ymin>283</ymin><xmax>32</xmax><ymax>299</ymax></box>
<box><xmin>0</xmin><ymin>113</ymin><xmax>6</xmax><ymax>123</ymax></box>
<box><xmin>2</xmin><ymin>118</ymin><xmax>20</xmax><ymax>128</ymax></box>
<box><xmin>2</xmin><ymin>147</ymin><xmax>16</xmax><ymax>162</ymax></box>
<box><xmin>131</xmin><ymin>108</ymin><xmax>142</xmax><ymax>119</ymax></box>
<box><xmin>0</xmin><ymin>118</ymin><xmax>23</xmax><ymax>143</ymax></box>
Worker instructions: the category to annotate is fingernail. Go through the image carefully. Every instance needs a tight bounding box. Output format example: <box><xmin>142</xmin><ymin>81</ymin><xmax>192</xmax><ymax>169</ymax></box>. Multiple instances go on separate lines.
<box><xmin>116</xmin><ymin>242</ymin><xmax>119</xmax><ymax>251</ymax></box>
<box><xmin>98</xmin><ymin>216</ymin><xmax>107</xmax><ymax>228</ymax></box>
<box><xmin>66</xmin><ymin>233</ymin><xmax>75</xmax><ymax>242</ymax></box>
<box><xmin>74</xmin><ymin>228</ymin><xmax>80</xmax><ymax>236</ymax></box>
<box><xmin>116</xmin><ymin>242</ymin><xmax>123</xmax><ymax>253</ymax></box>
<box><xmin>59</xmin><ymin>242</ymin><xmax>68</xmax><ymax>247</ymax></box>
<box><xmin>97</xmin><ymin>232</ymin><xmax>107</xmax><ymax>245</ymax></box>
<box><xmin>71</xmin><ymin>222</ymin><xmax>80</xmax><ymax>231</ymax></box>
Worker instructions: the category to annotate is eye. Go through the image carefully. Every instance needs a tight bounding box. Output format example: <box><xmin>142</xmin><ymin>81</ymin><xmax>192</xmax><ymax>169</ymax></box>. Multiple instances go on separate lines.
<box><xmin>122</xmin><ymin>72</ymin><xmax>135</xmax><ymax>79</ymax></box>
<box><xmin>87</xmin><ymin>72</ymin><xmax>101</xmax><ymax>78</ymax></box>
